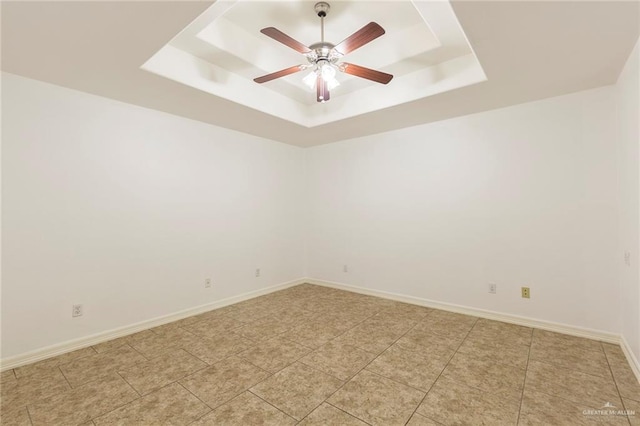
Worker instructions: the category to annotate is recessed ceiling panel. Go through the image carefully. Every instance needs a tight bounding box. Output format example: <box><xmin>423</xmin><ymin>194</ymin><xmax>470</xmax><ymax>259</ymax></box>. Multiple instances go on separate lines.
<box><xmin>142</xmin><ymin>0</ymin><xmax>486</xmax><ymax>127</ymax></box>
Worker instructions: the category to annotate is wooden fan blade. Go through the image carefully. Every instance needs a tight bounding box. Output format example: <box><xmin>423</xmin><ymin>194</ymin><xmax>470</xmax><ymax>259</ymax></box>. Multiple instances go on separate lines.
<box><xmin>341</xmin><ymin>63</ymin><xmax>393</xmax><ymax>84</ymax></box>
<box><xmin>254</xmin><ymin>65</ymin><xmax>304</xmax><ymax>84</ymax></box>
<box><xmin>333</xmin><ymin>22</ymin><xmax>385</xmax><ymax>56</ymax></box>
<box><xmin>260</xmin><ymin>27</ymin><xmax>311</xmax><ymax>54</ymax></box>
<box><xmin>316</xmin><ymin>75</ymin><xmax>330</xmax><ymax>103</ymax></box>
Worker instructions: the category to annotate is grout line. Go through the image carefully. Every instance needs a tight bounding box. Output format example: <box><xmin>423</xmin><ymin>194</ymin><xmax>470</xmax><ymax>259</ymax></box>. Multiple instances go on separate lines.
<box><xmin>325</xmin><ymin>401</ymin><xmax>374</xmax><ymax>425</ymax></box>
<box><xmin>401</xmin><ymin>317</ymin><xmax>478</xmax><ymax>425</ymax></box>
<box><xmin>25</xmin><ymin>405</ymin><xmax>35</xmax><ymax>426</ymax></box>
<box><xmin>58</xmin><ymin>366</ymin><xmax>74</xmax><ymax>389</ymax></box>
<box><xmin>180</xmin><ymin>347</ymin><xmax>213</xmax><ymax>367</ymax></box>
<box><xmin>128</xmin><ymin>342</ymin><xmax>151</xmax><ymax>361</ymax></box>
<box><xmin>176</xmin><ymin>381</ymin><xmax>214</xmax><ymax>412</ymax></box>
<box><xmin>186</xmin><ymin>409</ymin><xmax>213</xmax><ymax>426</ymax></box>
<box><xmin>12</xmin><ymin>285</ymin><xmax>625</xmax><ymax>425</ymax></box>
<box><xmin>602</xmin><ymin>342</ymin><xmax>633</xmax><ymax>426</ymax></box>
<box><xmin>90</xmin><ymin>381</ymin><xmax>180</xmax><ymax>422</ymax></box>
<box><xmin>247</xmin><ymin>389</ymin><xmax>299</xmax><ymax>422</ymax></box>
<box><xmin>527</xmin><ymin>353</ymin><xmax>622</xmax><ymax>381</ymax></box>
<box><xmin>317</xmin><ymin>309</ymin><xmax>448</xmax><ymax>425</ymax></box>
<box><xmin>515</xmin><ymin>327</ymin><xmax>534</xmax><ymax>425</ymax></box>
<box><xmin>116</xmin><ymin>370</ymin><xmax>142</xmax><ymax>397</ymax></box>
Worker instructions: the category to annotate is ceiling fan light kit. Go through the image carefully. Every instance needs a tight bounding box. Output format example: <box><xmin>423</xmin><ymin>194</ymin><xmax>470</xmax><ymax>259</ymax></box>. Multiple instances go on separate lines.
<box><xmin>253</xmin><ymin>1</ymin><xmax>393</xmax><ymax>103</ymax></box>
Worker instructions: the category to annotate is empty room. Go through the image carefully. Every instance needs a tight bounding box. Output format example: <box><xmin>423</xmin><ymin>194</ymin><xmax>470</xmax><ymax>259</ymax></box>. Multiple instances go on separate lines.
<box><xmin>1</xmin><ymin>0</ymin><xmax>639</xmax><ymax>425</ymax></box>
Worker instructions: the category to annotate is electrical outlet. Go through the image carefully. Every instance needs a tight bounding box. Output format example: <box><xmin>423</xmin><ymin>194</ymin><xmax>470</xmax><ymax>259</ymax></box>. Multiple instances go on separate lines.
<box><xmin>255</xmin><ymin>268</ymin><xmax>261</xmax><ymax>277</ymax></box>
<box><xmin>72</xmin><ymin>304</ymin><xmax>83</xmax><ymax>317</ymax></box>
<box><xmin>489</xmin><ymin>283</ymin><xmax>497</xmax><ymax>294</ymax></box>
<box><xmin>521</xmin><ymin>287</ymin><xmax>530</xmax><ymax>299</ymax></box>
<box><xmin>624</xmin><ymin>251</ymin><xmax>631</xmax><ymax>267</ymax></box>
<box><xmin>343</xmin><ymin>264</ymin><xmax>348</xmax><ymax>273</ymax></box>
<box><xmin>205</xmin><ymin>278</ymin><xmax>211</xmax><ymax>288</ymax></box>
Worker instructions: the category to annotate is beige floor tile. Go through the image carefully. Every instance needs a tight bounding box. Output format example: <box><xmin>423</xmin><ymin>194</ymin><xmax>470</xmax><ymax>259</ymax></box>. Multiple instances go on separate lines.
<box><xmin>367</xmin><ymin>314</ymin><xmax>417</xmax><ymax>335</ymax></box>
<box><xmin>180</xmin><ymin>356</ymin><xmax>271</xmax><ymax>409</ymax></box>
<box><xmin>147</xmin><ymin>321</ymin><xmax>194</xmax><ymax>336</ymax></box>
<box><xmin>192</xmin><ymin>391</ymin><xmax>296</xmax><ymax>425</ymax></box>
<box><xmin>456</xmin><ymin>334</ymin><xmax>530</xmax><ymax>370</ymax></box>
<box><xmin>93</xmin><ymin>382</ymin><xmax>209</xmax><ymax>425</ymax></box>
<box><xmin>181</xmin><ymin>316</ymin><xmax>245</xmax><ymax>339</ymax></box>
<box><xmin>0</xmin><ymin>406</ymin><xmax>32</xmax><ymax>426</ymax></box>
<box><xmin>378</xmin><ymin>301</ymin><xmax>432</xmax><ymax>320</ymax></box>
<box><xmin>14</xmin><ymin>347</ymin><xmax>97</xmax><ymax>379</ymax></box>
<box><xmin>270</xmin><ymin>307</ymin><xmax>317</xmax><ymax>325</ymax></box>
<box><xmin>251</xmin><ymin>362</ymin><xmax>343</xmax><ymax>420</ymax></box>
<box><xmin>233</xmin><ymin>317</ymin><xmax>296</xmax><ymax>342</ymax></box>
<box><xmin>525</xmin><ymin>360</ymin><xmax>621</xmax><ymax>409</ymax></box>
<box><xmin>300</xmin><ymin>340</ymin><xmax>376</xmax><ymax>381</ymax></box>
<box><xmin>181</xmin><ymin>332</ymin><xmax>256</xmax><ymax>365</ymax></box>
<box><xmin>223</xmin><ymin>304</ymin><xmax>275</xmax><ymax>323</ymax></box>
<box><xmin>26</xmin><ymin>373</ymin><xmax>138</xmax><ymax>425</ymax></box>
<box><xmin>624</xmin><ymin>398</ymin><xmax>639</xmax><ymax>426</ymax></box>
<box><xmin>295</xmin><ymin>296</ymin><xmax>347</xmax><ymax>314</ymax></box>
<box><xmin>118</xmin><ymin>348</ymin><xmax>206</xmax><ymax>395</ymax></box>
<box><xmin>333</xmin><ymin>318</ymin><xmax>408</xmax><ymax>355</ymax></box>
<box><xmin>396</xmin><ymin>330</ymin><xmax>461</xmax><ymax>358</ymax></box>
<box><xmin>1</xmin><ymin>366</ymin><xmax>71</xmax><ymax>410</ymax></box>
<box><xmin>416</xmin><ymin>376</ymin><xmax>519</xmax><ymax>426</ymax></box>
<box><xmin>283</xmin><ymin>318</ymin><xmax>347</xmax><ymax>349</ymax></box>
<box><xmin>326</xmin><ymin>305</ymin><xmax>374</xmax><ymax>323</ymax></box>
<box><xmin>329</xmin><ymin>369</ymin><xmax>425</xmax><ymax>426</ymax></box>
<box><xmin>298</xmin><ymin>403</ymin><xmax>368</xmax><ymax>425</ymax></box>
<box><xmin>8</xmin><ymin>284</ymin><xmax>632</xmax><ymax>426</ymax></box>
<box><xmin>188</xmin><ymin>306</ymin><xmax>238</xmax><ymax>324</ymax></box>
<box><xmin>416</xmin><ymin>310</ymin><xmax>478</xmax><ymax>339</ymax></box>
<box><xmin>238</xmin><ymin>336</ymin><xmax>311</xmax><ymax>373</ymax></box>
<box><xmin>519</xmin><ymin>388</ymin><xmax>629</xmax><ymax>425</ymax></box>
<box><xmin>91</xmin><ymin>330</ymin><xmax>156</xmax><ymax>354</ymax></box>
<box><xmin>366</xmin><ymin>343</ymin><xmax>449</xmax><ymax>392</ymax></box>
<box><xmin>129</xmin><ymin>327</ymin><xmax>200</xmax><ymax>359</ymax></box>
<box><xmin>602</xmin><ymin>343</ymin><xmax>627</xmax><ymax>365</ymax></box>
<box><xmin>60</xmin><ymin>344</ymin><xmax>147</xmax><ymax>388</ymax></box>
<box><xmin>530</xmin><ymin>339</ymin><xmax>610</xmax><ymax>378</ymax></box>
<box><xmin>322</xmin><ymin>310</ymin><xmax>372</xmax><ymax>331</ymax></box>
<box><xmin>533</xmin><ymin>329</ymin><xmax>604</xmax><ymax>353</ymax></box>
<box><xmin>467</xmin><ymin>319</ymin><xmax>533</xmax><ymax>346</ymax></box>
<box><xmin>603</xmin><ymin>343</ymin><xmax>640</xmax><ymax>402</ymax></box>
<box><xmin>441</xmin><ymin>351</ymin><xmax>525</xmax><ymax>404</ymax></box>
<box><xmin>406</xmin><ymin>413</ymin><xmax>442</xmax><ymax>425</ymax></box>
<box><xmin>1</xmin><ymin>369</ymin><xmax>17</xmax><ymax>385</ymax></box>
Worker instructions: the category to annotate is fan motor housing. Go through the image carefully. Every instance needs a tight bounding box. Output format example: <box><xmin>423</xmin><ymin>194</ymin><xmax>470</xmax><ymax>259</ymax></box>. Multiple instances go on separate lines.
<box><xmin>309</xmin><ymin>41</ymin><xmax>335</xmax><ymax>59</ymax></box>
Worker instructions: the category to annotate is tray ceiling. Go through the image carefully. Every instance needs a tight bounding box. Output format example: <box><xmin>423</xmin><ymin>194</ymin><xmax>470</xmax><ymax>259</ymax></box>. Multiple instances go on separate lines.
<box><xmin>1</xmin><ymin>1</ymin><xmax>638</xmax><ymax>146</ymax></box>
<box><xmin>142</xmin><ymin>0</ymin><xmax>485</xmax><ymax>127</ymax></box>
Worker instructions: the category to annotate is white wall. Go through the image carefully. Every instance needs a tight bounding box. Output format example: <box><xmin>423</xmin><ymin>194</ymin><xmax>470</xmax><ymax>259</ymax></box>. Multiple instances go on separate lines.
<box><xmin>616</xmin><ymin>38</ymin><xmax>640</xmax><ymax>362</ymax></box>
<box><xmin>306</xmin><ymin>87</ymin><xmax>620</xmax><ymax>334</ymax></box>
<box><xmin>2</xmin><ymin>60</ymin><xmax>636</xmax><ymax>361</ymax></box>
<box><xmin>1</xmin><ymin>73</ymin><xmax>306</xmax><ymax>358</ymax></box>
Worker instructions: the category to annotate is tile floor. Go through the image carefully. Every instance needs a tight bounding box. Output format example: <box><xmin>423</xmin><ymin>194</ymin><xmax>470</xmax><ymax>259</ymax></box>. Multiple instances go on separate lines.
<box><xmin>1</xmin><ymin>284</ymin><xmax>639</xmax><ymax>425</ymax></box>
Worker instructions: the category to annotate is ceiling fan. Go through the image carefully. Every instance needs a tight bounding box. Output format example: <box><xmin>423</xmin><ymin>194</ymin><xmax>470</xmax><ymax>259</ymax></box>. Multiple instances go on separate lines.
<box><xmin>253</xmin><ymin>2</ymin><xmax>393</xmax><ymax>103</ymax></box>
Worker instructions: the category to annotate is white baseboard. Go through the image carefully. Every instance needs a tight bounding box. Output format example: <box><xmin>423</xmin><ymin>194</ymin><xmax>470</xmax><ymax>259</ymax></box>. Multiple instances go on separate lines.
<box><xmin>0</xmin><ymin>278</ymin><xmax>306</xmax><ymax>371</ymax></box>
<box><xmin>305</xmin><ymin>278</ymin><xmax>621</xmax><ymax>344</ymax></box>
<box><xmin>307</xmin><ymin>277</ymin><xmax>640</xmax><ymax>383</ymax></box>
<box><xmin>620</xmin><ymin>334</ymin><xmax>640</xmax><ymax>383</ymax></box>
<box><xmin>4</xmin><ymin>276</ymin><xmax>639</xmax><ymax>385</ymax></box>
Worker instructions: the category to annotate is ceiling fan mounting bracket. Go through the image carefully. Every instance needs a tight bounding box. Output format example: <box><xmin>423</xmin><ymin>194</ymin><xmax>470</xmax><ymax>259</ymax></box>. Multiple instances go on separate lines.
<box><xmin>314</xmin><ymin>2</ymin><xmax>330</xmax><ymax>18</ymax></box>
